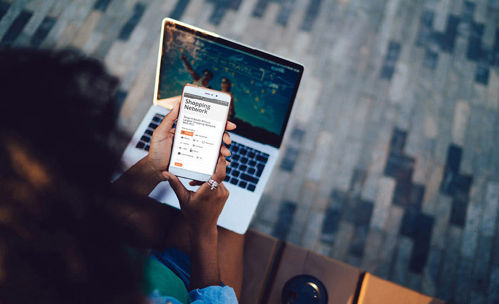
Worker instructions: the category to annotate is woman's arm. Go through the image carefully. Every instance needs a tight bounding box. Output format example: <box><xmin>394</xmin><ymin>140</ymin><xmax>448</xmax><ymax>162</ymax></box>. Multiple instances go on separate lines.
<box><xmin>190</xmin><ymin>227</ymin><xmax>220</xmax><ymax>289</ymax></box>
<box><xmin>164</xmin><ymin>155</ymin><xmax>230</xmax><ymax>290</ymax></box>
<box><xmin>112</xmin><ymin>156</ymin><xmax>163</xmax><ymax>196</ymax></box>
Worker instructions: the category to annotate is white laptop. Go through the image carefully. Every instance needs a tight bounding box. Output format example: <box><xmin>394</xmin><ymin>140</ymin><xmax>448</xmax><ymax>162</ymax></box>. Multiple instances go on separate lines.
<box><xmin>119</xmin><ymin>18</ymin><xmax>303</xmax><ymax>234</ymax></box>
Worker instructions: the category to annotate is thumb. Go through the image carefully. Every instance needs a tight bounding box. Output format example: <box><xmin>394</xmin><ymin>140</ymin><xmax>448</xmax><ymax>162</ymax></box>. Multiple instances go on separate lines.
<box><xmin>163</xmin><ymin>171</ymin><xmax>190</xmax><ymax>205</ymax></box>
<box><xmin>155</xmin><ymin>97</ymin><xmax>181</xmax><ymax>133</ymax></box>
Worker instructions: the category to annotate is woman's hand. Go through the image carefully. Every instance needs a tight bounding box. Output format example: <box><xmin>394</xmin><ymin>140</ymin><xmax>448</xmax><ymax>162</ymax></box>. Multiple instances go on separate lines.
<box><xmin>146</xmin><ymin>97</ymin><xmax>236</xmax><ymax>181</ymax></box>
<box><xmin>163</xmin><ymin>155</ymin><xmax>229</xmax><ymax>233</ymax></box>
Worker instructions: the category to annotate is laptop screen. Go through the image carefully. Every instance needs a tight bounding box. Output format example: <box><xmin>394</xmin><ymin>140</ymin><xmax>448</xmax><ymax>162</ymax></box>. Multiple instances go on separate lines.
<box><xmin>156</xmin><ymin>20</ymin><xmax>303</xmax><ymax>148</ymax></box>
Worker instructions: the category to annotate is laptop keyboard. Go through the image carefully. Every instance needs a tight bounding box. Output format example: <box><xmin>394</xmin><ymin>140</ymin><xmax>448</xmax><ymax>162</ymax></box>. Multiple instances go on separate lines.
<box><xmin>135</xmin><ymin>113</ymin><xmax>165</xmax><ymax>151</ymax></box>
<box><xmin>225</xmin><ymin>142</ymin><xmax>268</xmax><ymax>192</ymax></box>
<box><xmin>136</xmin><ymin>113</ymin><xmax>269</xmax><ymax>192</ymax></box>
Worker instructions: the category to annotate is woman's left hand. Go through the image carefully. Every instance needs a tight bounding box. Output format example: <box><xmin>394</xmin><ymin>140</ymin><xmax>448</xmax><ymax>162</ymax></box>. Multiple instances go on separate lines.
<box><xmin>146</xmin><ymin>97</ymin><xmax>236</xmax><ymax>181</ymax></box>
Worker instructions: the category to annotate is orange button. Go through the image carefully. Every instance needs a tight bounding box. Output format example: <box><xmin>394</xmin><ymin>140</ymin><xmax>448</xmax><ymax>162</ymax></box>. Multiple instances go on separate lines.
<box><xmin>181</xmin><ymin>130</ymin><xmax>194</xmax><ymax>136</ymax></box>
<box><xmin>174</xmin><ymin>162</ymin><xmax>183</xmax><ymax>167</ymax></box>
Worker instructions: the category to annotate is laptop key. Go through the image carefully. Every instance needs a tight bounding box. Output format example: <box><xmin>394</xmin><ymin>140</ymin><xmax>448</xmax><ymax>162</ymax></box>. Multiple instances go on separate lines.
<box><xmin>141</xmin><ymin>135</ymin><xmax>151</xmax><ymax>143</ymax></box>
<box><xmin>224</xmin><ymin>175</ymin><xmax>230</xmax><ymax>182</ymax></box>
<box><xmin>256</xmin><ymin>155</ymin><xmax>268</xmax><ymax>163</ymax></box>
<box><xmin>257</xmin><ymin>164</ymin><xmax>265</xmax><ymax>171</ymax></box>
<box><xmin>136</xmin><ymin>142</ymin><xmax>145</xmax><ymax>149</ymax></box>
<box><xmin>240</xmin><ymin>157</ymin><xmax>248</xmax><ymax>164</ymax></box>
<box><xmin>247</xmin><ymin>168</ymin><xmax>256</xmax><ymax>175</ymax></box>
<box><xmin>240</xmin><ymin>165</ymin><xmax>247</xmax><ymax>172</ymax></box>
<box><xmin>145</xmin><ymin>129</ymin><xmax>154</xmax><ymax>136</ymax></box>
<box><xmin>247</xmin><ymin>184</ymin><xmax>256</xmax><ymax>192</ymax></box>
<box><xmin>145</xmin><ymin>145</ymin><xmax>150</xmax><ymax>151</ymax></box>
<box><xmin>240</xmin><ymin>149</ymin><xmax>247</xmax><ymax>155</ymax></box>
<box><xmin>231</xmin><ymin>162</ymin><xmax>239</xmax><ymax>169</ymax></box>
<box><xmin>240</xmin><ymin>173</ymin><xmax>258</xmax><ymax>184</ymax></box>
<box><xmin>239</xmin><ymin>181</ymin><xmax>247</xmax><ymax>188</ymax></box>
<box><xmin>152</xmin><ymin>116</ymin><xmax>161</xmax><ymax>122</ymax></box>
<box><xmin>256</xmin><ymin>169</ymin><xmax>263</xmax><ymax>177</ymax></box>
<box><xmin>233</xmin><ymin>155</ymin><xmax>240</xmax><ymax>161</ymax></box>
<box><xmin>232</xmin><ymin>146</ymin><xmax>239</xmax><ymax>153</ymax></box>
<box><xmin>232</xmin><ymin>170</ymin><xmax>240</xmax><ymax>178</ymax></box>
<box><xmin>249</xmin><ymin>160</ymin><xmax>256</xmax><ymax>167</ymax></box>
<box><xmin>230</xmin><ymin>178</ymin><xmax>238</xmax><ymax>185</ymax></box>
<box><xmin>149</xmin><ymin>123</ymin><xmax>159</xmax><ymax>129</ymax></box>
<box><xmin>226</xmin><ymin>167</ymin><xmax>232</xmax><ymax>174</ymax></box>
<box><xmin>248</xmin><ymin>152</ymin><xmax>255</xmax><ymax>158</ymax></box>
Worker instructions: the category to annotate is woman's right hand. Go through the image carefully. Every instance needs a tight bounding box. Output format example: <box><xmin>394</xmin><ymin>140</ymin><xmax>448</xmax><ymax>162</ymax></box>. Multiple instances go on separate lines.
<box><xmin>163</xmin><ymin>155</ymin><xmax>229</xmax><ymax>234</ymax></box>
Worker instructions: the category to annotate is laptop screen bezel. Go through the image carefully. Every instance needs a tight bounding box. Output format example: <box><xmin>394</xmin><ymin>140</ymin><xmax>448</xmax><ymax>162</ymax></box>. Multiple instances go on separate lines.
<box><xmin>156</xmin><ymin>18</ymin><xmax>304</xmax><ymax>148</ymax></box>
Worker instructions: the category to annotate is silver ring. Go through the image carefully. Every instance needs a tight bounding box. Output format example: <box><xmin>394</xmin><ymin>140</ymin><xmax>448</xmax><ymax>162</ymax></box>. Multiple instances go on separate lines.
<box><xmin>207</xmin><ymin>178</ymin><xmax>219</xmax><ymax>190</ymax></box>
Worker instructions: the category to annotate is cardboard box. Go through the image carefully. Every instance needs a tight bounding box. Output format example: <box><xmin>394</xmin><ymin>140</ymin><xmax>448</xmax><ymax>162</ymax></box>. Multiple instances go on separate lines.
<box><xmin>266</xmin><ymin>242</ymin><xmax>361</xmax><ymax>304</ymax></box>
<box><xmin>358</xmin><ymin>273</ymin><xmax>445</xmax><ymax>304</ymax></box>
<box><xmin>240</xmin><ymin>229</ymin><xmax>280</xmax><ymax>304</ymax></box>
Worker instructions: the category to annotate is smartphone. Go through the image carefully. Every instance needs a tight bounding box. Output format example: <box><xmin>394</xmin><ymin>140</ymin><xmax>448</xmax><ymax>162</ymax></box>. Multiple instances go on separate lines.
<box><xmin>168</xmin><ymin>84</ymin><xmax>232</xmax><ymax>181</ymax></box>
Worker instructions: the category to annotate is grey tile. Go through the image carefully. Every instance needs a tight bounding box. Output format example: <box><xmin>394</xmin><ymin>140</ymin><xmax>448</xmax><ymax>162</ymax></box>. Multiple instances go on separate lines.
<box><xmin>329</xmin><ymin>221</ymin><xmax>355</xmax><ymax>261</ymax></box>
<box><xmin>454</xmin><ymin>258</ymin><xmax>473</xmax><ymax>303</ymax></box>
<box><xmin>423</xmin><ymin>49</ymin><xmax>438</xmax><ymax>69</ymax></box>
<box><xmin>170</xmin><ymin>0</ymin><xmax>190</xmax><ymax>20</ymax></box>
<box><xmin>272</xmin><ymin>201</ymin><xmax>296</xmax><ymax>240</ymax></box>
<box><xmin>471</xmin><ymin>236</ymin><xmax>493</xmax><ymax>296</ymax></box>
<box><xmin>437</xmin><ymin>226</ymin><xmax>462</xmax><ymax>301</ymax></box>
<box><xmin>0</xmin><ymin>9</ymin><xmax>32</xmax><ymax>45</ymax></box>
<box><xmin>409</xmin><ymin>213</ymin><xmax>434</xmax><ymax>273</ymax></box>
<box><xmin>206</xmin><ymin>0</ymin><xmax>241</xmax><ymax>26</ymax></box>
<box><xmin>460</xmin><ymin>199</ymin><xmax>482</xmax><ymax>259</ymax></box>
<box><xmin>301</xmin><ymin>211</ymin><xmax>324</xmax><ymax>250</ymax></box>
<box><xmin>118</xmin><ymin>2</ymin><xmax>145</xmax><ymax>41</ymax></box>
<box><xmin>406</xmin><ymin>271</ymin><xmax>422</xmax><ymax>294</ymax></box>
<box><xmin>300</xmin><ymin>0</ymin><xmax>321</xmax><ymax>31</ymax></box>
<box><xmin>466</xmin><ymin>22</ymin><xmax>484</xmax><ymax>62</ymax></box>
<box><xmin>440</xmin><ymin>15</ymin><xmax>460</xmax><ymax>53</ymax></box>
<box><xmin>481</xmin><ymin>182</ymin><xmax>499</xmax><ymax>237</ymax></box>
<box><xmin>422</xmin><ymin>247</ymin><xmax>442</xmax><ymax>297</ymax></box>
<box><xmin>0</xmin><ymin>1</ymin><xmax>9</xmax><ymax>22</ymax></box>
<box><xmin>321</xmin><ymin>205</ymin><xmax>342</xmax><ymax>244</ymax></box>
<box><xmin>93</xmin><ymin>0</ymin><xmax>111</xmax><ymax>12</ymax></box>
<box><xmin>390</xmin><ymin>236</ymin><xmax>413</xmax><ymax>286</ymax></box>
<box><xmin>380</xmin><ymin>41</ymin><xmax>401</xmax><ymax>80</ymax></box>
<box><xmin>488</xmin><ymin>267</ymin><xmax>499</xmax><ymax>304</ymax></box>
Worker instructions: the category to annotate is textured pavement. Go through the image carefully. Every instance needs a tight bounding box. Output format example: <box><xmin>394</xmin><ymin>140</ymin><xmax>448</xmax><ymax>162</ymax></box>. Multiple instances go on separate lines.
<box><xmin>1</xmin><ymin>0</ymin><xmax>498</xmax><ymax>302</ymax></box>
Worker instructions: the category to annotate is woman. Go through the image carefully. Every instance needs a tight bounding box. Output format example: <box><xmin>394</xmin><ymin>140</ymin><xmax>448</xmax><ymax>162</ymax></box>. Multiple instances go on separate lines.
<box><xmin>0</xmin><ymin>48</ymin><xmax>243</xmax><ymax>303</ymax></box>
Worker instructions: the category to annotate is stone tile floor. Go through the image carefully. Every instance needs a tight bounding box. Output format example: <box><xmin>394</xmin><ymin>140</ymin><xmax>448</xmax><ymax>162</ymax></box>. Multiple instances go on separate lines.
<box><xmin>1</xmin><ymin>0</ymin><xmax>498</xmax><ymax>302</ymax></box>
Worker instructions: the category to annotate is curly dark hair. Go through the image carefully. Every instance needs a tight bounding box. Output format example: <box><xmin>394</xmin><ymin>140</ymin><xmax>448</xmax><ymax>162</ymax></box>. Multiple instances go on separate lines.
<box><xmin>0</xmin><ymin>48</ymin><xmax>143</xmax><ymax>303</ymax></box>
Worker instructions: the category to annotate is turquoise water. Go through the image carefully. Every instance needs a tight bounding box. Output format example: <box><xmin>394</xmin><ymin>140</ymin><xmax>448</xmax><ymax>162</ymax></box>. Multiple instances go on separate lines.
<box><xmin>158</xmin><ymin>27</ymin><xmax>300</xmax><ymax>136</ymax></box>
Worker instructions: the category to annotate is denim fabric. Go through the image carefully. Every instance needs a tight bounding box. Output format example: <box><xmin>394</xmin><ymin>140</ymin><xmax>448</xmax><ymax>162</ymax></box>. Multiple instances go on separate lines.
<box><xmin>189</xmin><ymin>285</ymin><xmax>238</xmax><ymax>303</ymax></box>
<box><xmin>149</xmin><ymin>290</ymin><xmax>184</xmax><ymax>304</ymax></box>
<box><xmin>148</xmin><ymin>286</ymin><xmax>238</xmax><ymax>304</ymax></box>
<box><xmin>150</xmin><ymin>248</ymin><xmax>239</xmax><ymax>303</ymax></box>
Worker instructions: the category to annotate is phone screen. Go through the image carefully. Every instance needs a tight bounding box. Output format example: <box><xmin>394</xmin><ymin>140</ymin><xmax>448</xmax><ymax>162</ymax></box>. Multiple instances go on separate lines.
<box><xmin>170</xmin><ymin>88</ymin><xmax>230</xmax><ymax>177</ymax></box>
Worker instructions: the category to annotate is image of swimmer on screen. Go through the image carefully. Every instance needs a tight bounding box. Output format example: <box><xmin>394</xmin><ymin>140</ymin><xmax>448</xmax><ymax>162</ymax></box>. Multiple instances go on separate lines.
<box><xmin>180</xmin><ymin>53</ymin><xmax>213</xmax><ymax>89</ymax></box>
<box><xmin>157</xmin><ymin>25</ymin><xmax>300</xmax><ymax>147</ymax></box>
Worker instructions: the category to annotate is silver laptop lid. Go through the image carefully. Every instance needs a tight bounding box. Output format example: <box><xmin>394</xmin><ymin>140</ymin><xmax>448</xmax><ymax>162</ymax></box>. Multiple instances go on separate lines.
<box><xmin>153</xmin><ymin>18</ymin><xmax>304</xmax><ymax>148</ymax></box>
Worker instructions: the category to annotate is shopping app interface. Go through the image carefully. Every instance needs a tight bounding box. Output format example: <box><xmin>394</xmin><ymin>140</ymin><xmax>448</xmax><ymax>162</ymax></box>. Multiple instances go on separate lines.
<box><xmin>171</xmin><ymin>92</ymin><xmax>229</xmax><ymax>175</ymax></box>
